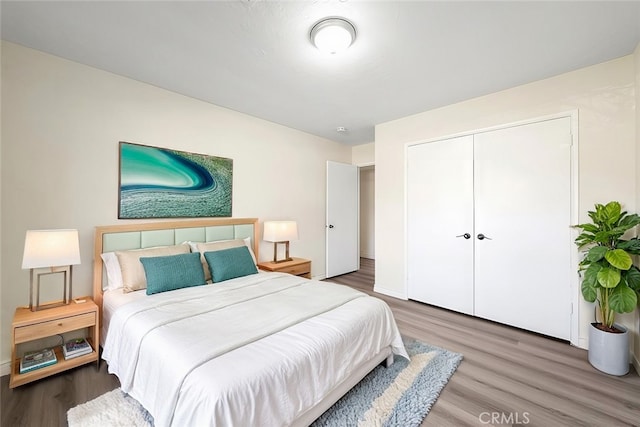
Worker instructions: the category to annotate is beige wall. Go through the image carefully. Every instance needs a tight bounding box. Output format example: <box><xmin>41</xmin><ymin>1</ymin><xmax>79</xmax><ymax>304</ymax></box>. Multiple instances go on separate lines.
<box><xmin>359</xmin><ymin>166</ymin><xmax>375</xmax><ymax>259</ymax></box>
<box><xmin>635</xmin><ymin>43</ymin><xmax>640</xmax><ymax>371</ymax></box>
<box><xmin>375</xmin><ymin>55</ymin><xmax>637</xmax><ymax>349</ymax></box>
<box><xmin>0</xmin><ymin>42</ymin><xmax>3</xmax><ymax>364</ymax></box>
<box><xmin>353</xmin><ymin>143</ymin><xmax>375</xmax><ymax>259</ymax></box>
<box><xmin>352</xmin><ymin>142</ymin><xmax>374</xmax><ymax>166</ymax></box>
<box><xmin>0</xmin><ymin>42</ymin><xmax>351</xmax><ymax>368</ymax></box>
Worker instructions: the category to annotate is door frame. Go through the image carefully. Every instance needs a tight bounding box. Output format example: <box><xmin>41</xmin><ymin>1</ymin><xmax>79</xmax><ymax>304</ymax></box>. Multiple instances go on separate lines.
<box><xmin>404</xmin><ymin>110</ymin><xmax>581</xmax><ymax>347</ymax></box>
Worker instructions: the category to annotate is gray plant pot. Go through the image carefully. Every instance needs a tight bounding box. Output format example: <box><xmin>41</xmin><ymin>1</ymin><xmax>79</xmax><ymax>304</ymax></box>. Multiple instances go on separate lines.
<box><xmin>588</xmin><ymin>322</ymin><xmax>629</xmax><ymax>376</ymax></box>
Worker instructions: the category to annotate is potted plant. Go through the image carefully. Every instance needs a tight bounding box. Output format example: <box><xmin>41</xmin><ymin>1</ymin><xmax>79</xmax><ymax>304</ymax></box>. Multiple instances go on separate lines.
<box><xmin>574</xmin><ymin>201</ymin><xmax>640</xmax><ymax>375</ymax></box>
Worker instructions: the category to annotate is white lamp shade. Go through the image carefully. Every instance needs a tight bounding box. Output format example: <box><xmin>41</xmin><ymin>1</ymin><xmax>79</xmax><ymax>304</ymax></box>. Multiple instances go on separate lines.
<box><xmin>22</xmin><ymin>229</ymin><xmax>81</xmax><ymax>269</ymax></box>
<box><xmin>263</xmin><ymin>221</ymin><xmax>298</xmax><ymax>242</ymax></box>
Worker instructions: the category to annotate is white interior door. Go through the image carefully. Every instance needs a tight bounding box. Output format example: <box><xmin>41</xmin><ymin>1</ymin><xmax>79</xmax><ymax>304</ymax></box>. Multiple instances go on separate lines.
<box><xmin>326</xmin><ymin>161</ymin><xmax>359</xmax><ymax>278</ymax></box>
<box><xmin>407</xmin><ymin>135</ymin><xmax>475</xmax><ymax>315</ymax></box>
<box><xmin>473</xmin><ymin>117</ymin><xmax>572</xmax><ymax>340</ymax></box>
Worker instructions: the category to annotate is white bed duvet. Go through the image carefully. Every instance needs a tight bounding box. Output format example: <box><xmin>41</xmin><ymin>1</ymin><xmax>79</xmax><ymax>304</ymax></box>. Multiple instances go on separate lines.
<box><xmin>102</xmin><ymin>272</ymin><xmax>408</xmax><ymax>427</ymax></box>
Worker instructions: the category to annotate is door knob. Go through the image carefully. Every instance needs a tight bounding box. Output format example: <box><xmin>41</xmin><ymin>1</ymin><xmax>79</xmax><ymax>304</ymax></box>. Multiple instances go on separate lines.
<box><xmin>477</xmin><ymin>233</ymin><xmax>492</xmax><ymax>240</ymax></box>
<box><xmin>456</xmin><ymin>233</ymin><xmax>471</xmax><ymax>239</ymax></box>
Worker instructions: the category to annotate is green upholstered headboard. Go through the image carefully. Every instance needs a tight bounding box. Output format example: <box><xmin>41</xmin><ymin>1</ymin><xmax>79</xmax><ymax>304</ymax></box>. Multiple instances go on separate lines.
<box><xmin>93</xmin><ymin>218</ymin><xmax>259</xmax><ymax>316</ymax></box>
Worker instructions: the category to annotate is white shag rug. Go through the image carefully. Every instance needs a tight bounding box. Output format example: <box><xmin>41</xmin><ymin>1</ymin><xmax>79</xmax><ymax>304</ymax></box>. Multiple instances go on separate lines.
<box><xmin>67</xmin><ymin>388</ymin><xmax>153</xmax><ymax>427</ymax></box>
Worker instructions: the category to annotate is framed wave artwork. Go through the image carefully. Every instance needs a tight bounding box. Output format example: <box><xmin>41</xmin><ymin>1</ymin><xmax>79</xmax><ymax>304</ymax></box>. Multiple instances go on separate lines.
<box><xmin>118</xmin><ymin>142</ymin><xmax>233</xmax><ymax>219</ymax></box>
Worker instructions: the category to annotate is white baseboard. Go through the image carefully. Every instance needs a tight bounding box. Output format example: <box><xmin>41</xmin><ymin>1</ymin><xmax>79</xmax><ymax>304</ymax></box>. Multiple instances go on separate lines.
<box><xmin>633</xmin><ymin>352</ymin><xmax>640</xmax><ymax>376</ymax></box>
<box><xmin>1</xmin><ymin>360</ymin><xmax>11</xmax><ymax>377</ymax></box>
<box><xmin>373</xmin><ymin>284</ymin><xmax>407</xmax><ymax>300</ymax></box>
<box><xmin>576</xmin><ymin>337</ymin><xmax>588</xmax><ymax>350</ymax></box>
<box><xmin>360</xmin><ymin>253</ymin><xmax>374</xmax><ymax>260</ymax></box>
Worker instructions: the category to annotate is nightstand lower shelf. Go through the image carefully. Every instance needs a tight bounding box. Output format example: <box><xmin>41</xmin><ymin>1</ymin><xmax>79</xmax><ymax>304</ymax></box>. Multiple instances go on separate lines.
<box><xmin>10</xmin><ymin>339</ymin><xmax>98</xmax><ymax>388</ymax></box>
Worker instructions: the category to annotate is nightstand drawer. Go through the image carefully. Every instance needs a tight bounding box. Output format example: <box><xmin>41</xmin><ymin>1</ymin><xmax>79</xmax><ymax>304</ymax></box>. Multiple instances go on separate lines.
<box><xmin>14</xmin><ymin>312</ymin><xmax>95</xmax><ymax>344</ymax></box>
<box><xmin>280</xmin><ymin>262</ymin><xmax>310</xmax><ymax>276</ymax></box>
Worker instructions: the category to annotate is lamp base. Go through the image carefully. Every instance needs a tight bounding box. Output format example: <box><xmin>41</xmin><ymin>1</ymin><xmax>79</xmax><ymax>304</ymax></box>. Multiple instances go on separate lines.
<box><xmin>29</xmin><ymin>266</ymin><xmax>73</xmax><ymax>312</ymax></box>
<box><xmin>272</xmin><ymin>241</ymin><xmax>293</xmax><ymax>264</ymax></box>
<box><xmin>32</xmin><ymin>300</ymin><xmax>68</xmax><ymax>311</ymax></box>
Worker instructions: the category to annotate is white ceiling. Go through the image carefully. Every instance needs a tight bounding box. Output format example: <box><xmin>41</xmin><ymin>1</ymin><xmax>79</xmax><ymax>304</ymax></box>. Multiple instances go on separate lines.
<box><xmin>2</xmin><ymin>1</ymin><xmax>639</xmax><ymax>146</ymax></box>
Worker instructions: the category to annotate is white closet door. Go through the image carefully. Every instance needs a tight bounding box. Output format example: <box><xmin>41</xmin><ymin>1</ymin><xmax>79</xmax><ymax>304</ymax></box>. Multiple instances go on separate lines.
<box><xmin>473</xmin><ymin>117</ymin><xmax>572</xmax><ymax>340</ymax></box>
<box><xmin>407</xmin><ymin>135</ymin><xmax>474</xmax><ymax>315</ymax></box>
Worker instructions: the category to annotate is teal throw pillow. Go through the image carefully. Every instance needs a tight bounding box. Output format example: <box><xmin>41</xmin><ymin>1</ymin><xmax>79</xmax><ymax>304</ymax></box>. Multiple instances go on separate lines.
<box><xmin>140</xmin><ymin>252</ymin><xmax>206</xmax><ymax>295</ymax></box>
<box><xmin>204</xmin><ymin>246</ymin><xmax>258</xmax><ymax>283</ymax></box>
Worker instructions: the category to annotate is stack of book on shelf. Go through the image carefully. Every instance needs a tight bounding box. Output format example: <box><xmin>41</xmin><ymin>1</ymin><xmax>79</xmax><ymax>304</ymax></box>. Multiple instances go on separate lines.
<box><xmin>20</xmin><ymin>348</ymin><xmax>57</xmax><ymax>374</ymax></box>
<box><xmin>62</xmin><ymin>338</ymin><xmax>92</xmax><ymax>360</ymax></box>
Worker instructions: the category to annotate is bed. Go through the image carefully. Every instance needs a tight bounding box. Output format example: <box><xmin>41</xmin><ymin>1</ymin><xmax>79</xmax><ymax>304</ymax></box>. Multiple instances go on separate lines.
<box><xmin>93</xmin><ymin>218</ymin><xmax>408</xmax><ymax>427</ymax></box>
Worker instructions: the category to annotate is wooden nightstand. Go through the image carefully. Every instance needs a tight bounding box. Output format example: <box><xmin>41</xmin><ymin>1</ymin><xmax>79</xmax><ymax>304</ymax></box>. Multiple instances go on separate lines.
<box><xmin>10</xmin><ymin>297</ymin><xmax>99</xmax><ymax>388</ymax></box>
<box><xmin>258</xmin><ymin>257</ymin><xmax>312</xmax><ymax>279</ymax></box>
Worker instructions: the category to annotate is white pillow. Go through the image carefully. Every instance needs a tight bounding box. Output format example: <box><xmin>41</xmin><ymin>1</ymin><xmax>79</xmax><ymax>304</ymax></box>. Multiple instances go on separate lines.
<box><xmin>100</xmin><ymin>252</ymin><xmax>124</xmax><ymax>291</ymax></box>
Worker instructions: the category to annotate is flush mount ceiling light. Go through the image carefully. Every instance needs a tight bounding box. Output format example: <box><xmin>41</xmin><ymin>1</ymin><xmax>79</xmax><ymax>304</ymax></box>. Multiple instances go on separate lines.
<box><xmin>310</xmin><ymin>17</ymin><xmax>356</xmax><ymax>55</ymax></box>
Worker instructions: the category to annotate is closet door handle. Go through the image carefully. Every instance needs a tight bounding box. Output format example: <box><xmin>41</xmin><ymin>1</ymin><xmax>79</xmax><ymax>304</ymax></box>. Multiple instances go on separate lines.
<box><xmin>477</xmin><ymin>233</ymin><xmax>492</xmax><ymax>240</ymax></box>
<box><xmin>456</xmin><ymin>233</ymin><xmax>471</xmax><ymax>239</ymax></box>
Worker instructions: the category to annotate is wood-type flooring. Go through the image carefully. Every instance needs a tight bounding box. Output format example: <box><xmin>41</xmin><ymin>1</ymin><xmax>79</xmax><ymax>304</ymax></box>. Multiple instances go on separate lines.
<box><xmin>2</xmin><ymin>258</ymin><xmax>639</xmax><ymax>426</ymax></box>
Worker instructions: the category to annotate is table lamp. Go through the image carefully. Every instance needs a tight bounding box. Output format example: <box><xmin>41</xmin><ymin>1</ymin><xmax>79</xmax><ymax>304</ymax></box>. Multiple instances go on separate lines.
<box><xmin>21</xmin><ymin>229</ymin><xmax>81</xmax><ymax>311</ymax></box>
<box><xmin>263</xmin><ymin>221</ymin><xmax>298</xmax><ymax>263</ymax></box>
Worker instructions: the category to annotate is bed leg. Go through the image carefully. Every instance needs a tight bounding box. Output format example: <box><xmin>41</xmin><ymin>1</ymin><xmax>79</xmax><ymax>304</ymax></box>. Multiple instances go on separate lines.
<box><xmin>385</xmin><ymin>354</ymin><xmax>394</xmax><ymax>368</ymax></box>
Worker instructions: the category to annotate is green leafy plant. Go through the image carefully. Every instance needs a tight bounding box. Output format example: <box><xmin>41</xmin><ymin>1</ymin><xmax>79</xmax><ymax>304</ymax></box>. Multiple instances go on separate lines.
<box><xmin>574</xmin><ymin>201</ymin><xmax>640</xmax><ymax>332</ymax></box>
